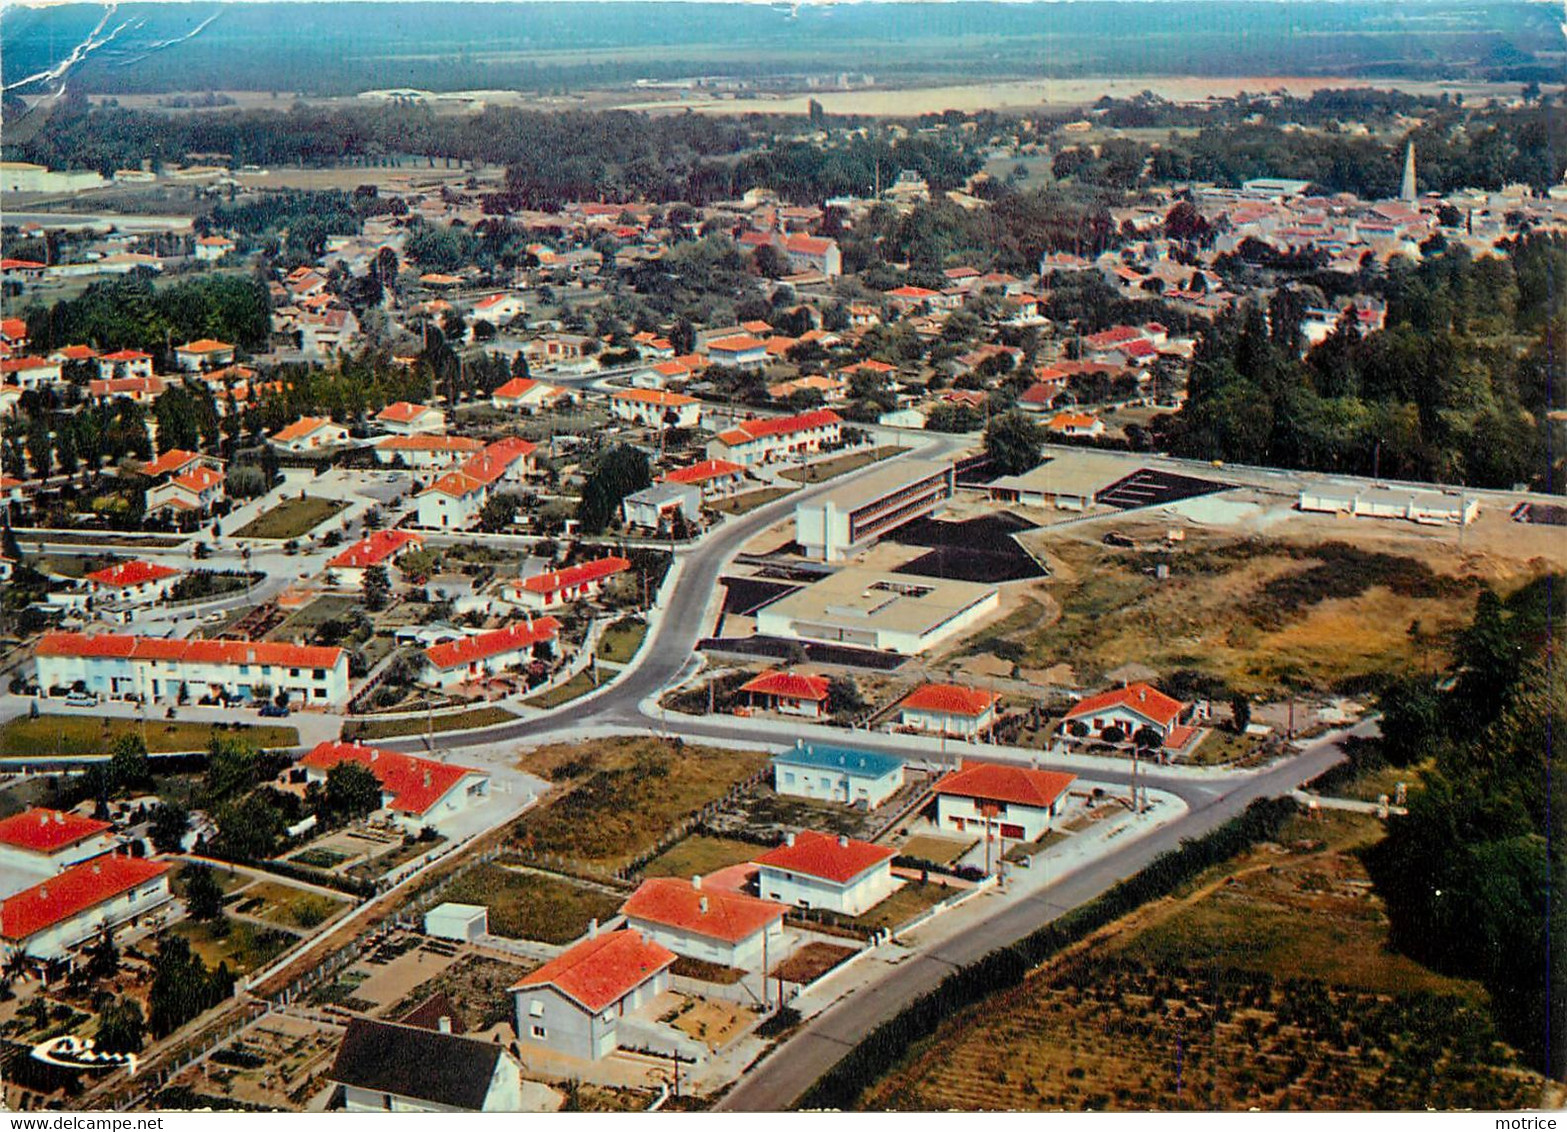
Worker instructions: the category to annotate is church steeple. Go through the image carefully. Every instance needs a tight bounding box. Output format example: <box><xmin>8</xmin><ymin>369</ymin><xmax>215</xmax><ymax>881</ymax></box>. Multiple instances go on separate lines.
<box><xmin>1401</xmin><ymin>140</ymin><xmax>1417</xmax><ymax>203</ymax></box>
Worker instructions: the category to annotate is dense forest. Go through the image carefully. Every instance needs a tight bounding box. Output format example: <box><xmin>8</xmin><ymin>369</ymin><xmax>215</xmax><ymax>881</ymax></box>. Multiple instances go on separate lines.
<box><xmin>1161</xmin><ymin>234</ymin><xmax>1565</xmax><ymax>491</ymax></box>
<box><xmin>1367</xmin><ymin>578</ymin><xmax>1565</xmax><ymax>1079</ymax></box>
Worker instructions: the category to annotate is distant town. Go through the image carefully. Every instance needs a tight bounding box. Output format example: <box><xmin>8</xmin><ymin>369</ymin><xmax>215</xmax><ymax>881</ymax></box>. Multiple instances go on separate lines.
<box><xmin>0</xmin><ymin>37</ymin><xmax>1562</xmax><ymax>1115</ymax></box>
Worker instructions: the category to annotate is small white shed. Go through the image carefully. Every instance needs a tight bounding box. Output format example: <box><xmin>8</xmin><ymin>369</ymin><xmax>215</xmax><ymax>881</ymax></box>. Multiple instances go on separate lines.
<box><xmin>424</xmin><ymin>902</ymin><xmax>489</xmax><ymax>942</ymax></box>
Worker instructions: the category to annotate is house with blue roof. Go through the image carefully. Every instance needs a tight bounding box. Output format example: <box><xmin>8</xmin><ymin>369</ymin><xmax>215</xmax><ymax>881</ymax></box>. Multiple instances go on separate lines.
<box><xmin>770</xmin><ymin>742</ymin><xmax>905</xmax><ymax>810</ymax></box>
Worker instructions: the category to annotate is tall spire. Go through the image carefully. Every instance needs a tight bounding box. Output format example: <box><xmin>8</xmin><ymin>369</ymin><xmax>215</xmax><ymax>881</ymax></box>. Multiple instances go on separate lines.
<box><xmin>1401</xmin><ymin>140</ymin><xmax>1417</xmax><ymax>203</ymax></box>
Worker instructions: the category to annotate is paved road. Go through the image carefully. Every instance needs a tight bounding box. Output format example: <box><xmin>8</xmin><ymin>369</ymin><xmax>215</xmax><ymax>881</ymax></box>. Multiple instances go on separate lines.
<box><xmin>714</xmin><ymin>719</ymin><xmax>1375</xmax><ymax>1112</ymax></box>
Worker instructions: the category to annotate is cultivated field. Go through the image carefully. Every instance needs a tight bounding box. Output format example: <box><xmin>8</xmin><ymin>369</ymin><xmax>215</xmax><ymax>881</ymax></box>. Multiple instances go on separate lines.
<box><xmin>857</xmin><ymin>811</ymin><xmax>1549</xmax><ymax>1112</ymax></box>
<box><xmin>438</xmin><ymin>863</ymin><xmax>622</xmax><ymax>944</ymax></box>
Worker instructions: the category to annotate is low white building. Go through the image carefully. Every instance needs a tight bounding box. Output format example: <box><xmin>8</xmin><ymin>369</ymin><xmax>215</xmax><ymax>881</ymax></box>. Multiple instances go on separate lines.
<box><xmin>270</xmin><ymin>416</ymin><xmax>349</xmax><ymax>453</ymax></box>
<box><xmin>330</xmin><ymin>1019</ymin><xmax>533</xmax><ymax>1113</ymax></box>
<box><xmin>0</xmin><ymin>855</ymin><xmax>171</xmax><ymax>965</ymax></box>
<box><xmin>621</xmin><ymin>876</ymin><xmax>787</xmax><ymax>972</ymax></box>
<box><xmin>621</xmin><ymin>482</ymin><xmax>700</xmax><ymax>529</ymax></box>
<box><xmin>896</xmin><ymin>683</ymin><xmax>1000</xmax><ymax>739</ymax></box>
<box><xmin>707</xmin><ymin>409</ymin><xmax>842</xmax><ymax>467</ymax></box>
<box><xmin>35</xmin><ymin>632</ymin><xmax>350</xmax><ymax>708</ymax></box>
<box><xmin>770</xmin><ymin>742</ymin><xmax>904</xmax><ymax>809</ymax></box>
<box><xmin>0</xmin><ymin>809</ymin><xmax>117</xmax><ymax>876</ymax></box>
<box><xmin>505</xmin><ymin>557</ymin><xmax>630</xmax><ymax>611</ymax></box>
<box><xmin>424</xmin><ymin>903</ymin><xmax>489</xmax><ymax>943</ymax></box>
<box><xmin>173</xmin><ymin>339</ymin><xmax>235</xmax><ymax>372</ymax></box>
<box><xmin>375</xmin><ymin>402</ymin><xmax>447</xmax><ymax>436</ymax></box>
<box><xmin>375</xmin><ymin>435</ymin><xmax>486</xmax><ymax>470</ymax></box>
<box><xmin>420</xmin><ymin>617</ymin><xmax>561</xmax><ymax>689</ymax></box>
<box><xmin>932</xmin><ymin>761</ymin><xmax>1077</xmax><ymax>843</ymax></box>
<box><xmin>794</xmin><ymin>459</ymin><xmax>955</xmax><ymax>562</ymax></box>
<box><xmin>1298</xmin><ymin>484</ymin><xmax>1478</xmax><ymax>526</ymax></box>
<box><xmin>610</xmin><ymin>389</ymin><xmax>702</xmax><ymax>429</ymax></box>
<box><xmin>81</xmin><ymin>560</ymin><xmax>182</xmax><ymax>607</ymax></box>
<box><xmin>326</xmin><ymin>530</ymin><xmax>424</xmax><ymax>588</ymax></box>
<box><xmin>754</xmin><ymin>830</ymin><xmax>897</xmax><ymax>917</ymax></box>
<box><xmin>297</xmin><ymin>742</ymin><xmax>490</xmax><ymax>834</ymax></box>
<box><xmin>754</xmin><ymin>570</ymin><xmax>1000</xmax><ymax>657</ymax></box>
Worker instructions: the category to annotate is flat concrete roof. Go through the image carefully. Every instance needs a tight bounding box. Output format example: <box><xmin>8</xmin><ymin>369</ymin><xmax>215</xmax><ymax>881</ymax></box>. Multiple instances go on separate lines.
<box><xmin>761</xmin><ymin>568</ymin><xmax>997</xmax><ymax>638</ymax></box>
<box><xmin>799</xmin><ymin>458</ymin><xmax>952</xmax><ymax>513</ymax></box>
<box><xmin>990</xmin><ymin>451</ymin><xmax>1136</xmax><ymax>500</ymax></box>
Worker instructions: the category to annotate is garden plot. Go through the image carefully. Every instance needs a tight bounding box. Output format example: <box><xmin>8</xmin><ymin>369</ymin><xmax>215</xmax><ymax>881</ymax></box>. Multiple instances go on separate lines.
<box><xmin>382</xmin><ymin>953</ymin><xmax>534</xmax><ymax>1034</ymax></box>
<box><xmin>168</xmin><ymin>1014</ymin><xmax>341</xmax><ymax>1111</ymax></box>
<box><xmin>437</xmin><ymin>862</ymin><xmax>624</xmax><ymax>945</ymax></box>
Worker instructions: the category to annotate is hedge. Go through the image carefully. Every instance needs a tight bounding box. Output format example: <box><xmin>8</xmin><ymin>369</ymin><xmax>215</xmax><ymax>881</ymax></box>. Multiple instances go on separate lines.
<box><xmin>795</xmin><ymin>795</ymin><xmax>1299</xmax><ymax>1110</ymax></box>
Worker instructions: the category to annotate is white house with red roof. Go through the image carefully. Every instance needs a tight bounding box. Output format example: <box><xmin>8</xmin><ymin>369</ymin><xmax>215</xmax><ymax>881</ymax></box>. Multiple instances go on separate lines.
<box><xmin>706</xmin><ymin>409</ymin><xmax>842</xmax><ymax>467</ymax></box>
<box><xmin>755</xmin><ymin>830</ymin><xmax>897</xmax><ymax>916</ymax></box>
<box><xmin>0</xmin><ymin>355</ymin><xmax>63</xmax><ymax>390</ymax></box>
<box><xmin>1060</xmin><ymin>682</ymin><xmax>1189</xmax><ymax>743</ymax></box>
<box><xmin>420</xmin><ymin>617</ymin><xmax>561</xmax><ymax>689</ymax></box>
<box><xmin>1047</xmin><ymin>411</ymin><xmax>1105</xmax><ymax>439</ymax></box>
<box><xmin>504</xmin><ymin>557</ymin><xmax>630</xmax><ymax>611</ymax></box>
<box><xmin>194</xmin><ymin>235</ymin><xmax>235</xmax><ymax>262</ymax></box>
<box><xmin>0</xmin><ymin>809</ymin><xmax>117</xmax><ymax>876</ymax></box>
<box><xmin>298</xmin><ymin>742</ymin><xmax>490</xmax><ymax>833</ymax></box>
<box><xmin>621</xmin><ymin>876</ymin><xmax>787</xmax><ymax>971</ymax></box>
<box><xmin>326</xmin><ymin>530</ymin><xmax>424</xmax><ymax>587</ymax></box>
<box><xmin>96</xmin><ymin>349</ymin><xmax>154</xmax><ymax>380</ymax></box>
<box><xmin>89</xmin><ymin>374</ymin><xmax>165</xmax><ymax>406</ymax></box>
<box><xmin>375</xmin><ymin>434</ymin><xmax>486</xmax><ymax>470</ymax></box>
<box><xmin>1</xmin><ymin>317</ymin><xmax>28</xmax><ymax>350</ymax></box>
<box><xmin>896</xmin><ymin>683</ymin><xmax>1000</xmax><ymax>739</ymax></box>
<box><xmin>738</xmin><ymin>670</ymin><xmax>830</xmax><ymax>718</ymax></box>
<box><xmin>703</xmin><ymin>334</ymin><xmax>770</xmax><ymax>371</ymax></box>
<box><xmin>663</xmin><ymin>459</ymin><xmax>747</xmax><ymax>501</ymax></box>
<box><xmin>0</xmin><ymin>854</ymin><xmax>172</xmax><ymax>965</ymax></box>
<box><xmin>271</xmin><ymin>416</ymin><xmax>350</xmax><ymax>453</ymax></box>
<box><xmin>472</xmin><ymin>292</ymin><xmax>526</xmax><ymax>325</ymax></box>
<box><xmin>511</xmin><ymin>929</ymin><xmax>677</xmax><ymax>1061</ymax></box>
<box><xmin>82</xmin><ymin>560</ymin><xmax>182</xmax><ymax>606</ymax></box>
<box><xmin>34</xmin><ymin>632</ymin><xmax>349</xmax><ymax>707</ymax></box>
<box><xmin>490</xmin><ymin>377</ymin><xmax>571</xmax><ymax>412</ymax></box>
<box><xmin>932</xmin><ymin>760</ymin><xmax>1078</xmax><ymax>843</ymax></box>
<box><xmin>375</xmin><ymin>401</ymin><xmax>446</xmax><ymax>436</ymax></box>
<box><xmin>610</xmin><ymin>388</ymin><xmax>701</xmax><ymax>429</ymax></box>
<box><xmin>414</xmin><ymin>438</ymin><xmax>536</xmax><ymax>530</ymax></box>
<box><xmin>146</xmin><ymin>463</ymin><xmax>226</xmax><ymax>521</ymax></box>
<box><xmin>173</xmin><ymin>338</ymin><xmax>235</xmax><ymax>372</ymax></box>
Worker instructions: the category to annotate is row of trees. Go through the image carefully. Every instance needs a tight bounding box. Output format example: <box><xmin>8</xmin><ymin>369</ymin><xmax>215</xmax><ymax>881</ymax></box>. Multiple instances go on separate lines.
<box><xmin>22</xmin><ymin>273</ymin><xmax>271</xmax><ymax>356</ymax></box>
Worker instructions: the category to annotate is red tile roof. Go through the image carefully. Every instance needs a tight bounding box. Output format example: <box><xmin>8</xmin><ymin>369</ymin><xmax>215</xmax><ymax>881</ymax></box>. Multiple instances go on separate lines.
<box><xmin>707</xmin><ymin>334</ymin><xmax>768</xmax><ymax>354</ymax></box>
<box><xmin>718</xmin><ymin>409</ymin><xmax>841</xmax><ymax>446</ymax></box>
<box><xmin>272</xmin><ymin>416</ymin><xmax>339</xmax><ymax>443</ymax></box>
<box><xmin>899</xmin><ymin>683</ymin><xmax>997</xmax><ymax>718</ymax></box>
<box><xmin>177</xmin><ymin>338</ymin><xmax>233</xmax><ymax>354</ymax></box>
<box><xmin>422</xmin><ymin>617</ymin><xmax>560</xmax><ymax>671</ymax></box>
<box><xmin>1083</xmin><ymin>325</ymin><xmax>1143</xmax><ymax>350</ymax></box>
<box><xmin>378</xmin><ymin>435</ymin><xmax>484</xmax><ymax>453</ymax></box>
<box><xmin>933</xmin><ymin>761</ymin><xmax>1077</xmax><ymax>810</ymax></box>
<box><xmin>55</xmin><ymin>344</ymin><xmax>99</xmax><ymax>361</ymax></box>
<box><xmin>376</xmin><ymin>401</ymin><xmax>437</xmax><ymax>424</ymax></box>
<box><xmin>1063</xmin><ymin>682</ymin><xmax>1185</xmax><ymax>729</ymax></box>
<box><xmin>140</xmin><ymin>450</ymin><xmax>205</xmax><ymax>482</ymax></box>
<box><xmin>754</xmin><ymin>830</ymin><xmax>894</xmax><ymax>884</ymax></box>
<box><xmin>518</xmin><ymin>557</ymin><xmax>630</xmax><ymax>596</ymax></box>
<box><xmin>0</xmin><ymin>318</ymin><xmax>26</xmax><ymax>341</ymax></box>
<box><xmin>1</xmin><ymin>855</ymin><xmax>169</xmax><ymax>943</ymax></box>
<box><xmin>739</xmin><ymin>670</ymin><xmax>829</xmax><ymax>702</ymax></box>
<box><xmin>84</xmin><ymin>560</ymin><xmax>180</xmax><ymax>588</ymax></box>
<box><xmin>328</xmin><ymin>530</ymin><xmax>423</xmax><ymax>570</ymax></box>
<box><xmin>622</xmin><ymin>877</ymin><xmax>786</xmax><ymax>944</ymax></box>
<box><xmin>510</xmin><ymin>930</ymin><xmax>676</xmax><ymax>1013</ymax></box>
<box><xmin>664</xmin><ymin>459</ymin><xmax>744</xmax><ymax>486</ymax></box>
<box><xmin>613</xmin><ymin>388</ymin><xmax>698</xmax><ymax>407</ymax></box>
<box><xmin>35</xmin><ymin>632</ymin><xmax>343</xmax><ymax>670</ymax></box>
<box><xmin>299</xmin><ymin>741</ymin><xmax>483</xmax><ymax>816</ymax></box>
<box><xmin>0</xmin><ymin>356</ymin><xmax>57</xmax><ymax>374</ymax></box>
<box><xmin>0</xmin><ymin>809</ymin><xmax>112</xmax><ymax>855</ymax></box>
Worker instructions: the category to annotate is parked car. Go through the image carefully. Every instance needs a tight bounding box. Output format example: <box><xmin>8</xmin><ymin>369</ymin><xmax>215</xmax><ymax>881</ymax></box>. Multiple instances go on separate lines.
<box><xmin>63</xmin><ymin>692</ymin><xmax>98</xmax><ymax>708</ymax></box>
<box><xmin>258</xmin><ymin>703</ymin><xmax>291</xmax><ymax>718</ymax></box>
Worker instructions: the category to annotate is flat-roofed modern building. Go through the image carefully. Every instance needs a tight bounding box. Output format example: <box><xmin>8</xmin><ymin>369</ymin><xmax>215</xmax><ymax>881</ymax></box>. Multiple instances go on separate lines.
<box><xmin>986</xmin><ymin>451</ymin><xmax>1132</xmax><ymax>512</ymax></box>
<box><xmin>794</xmin><ymin>459</ymin><xmax>956</xmax><ymax>562</ymax></box>
<box><xmin>1298</xmin><ymin>483</ymin><xmax>1478</xmax><ymax>526</ymax></box>
<box><xmin>754</xmin><ymin>569</ymin><xmax>999</xmax><ymax>656</ymax></box>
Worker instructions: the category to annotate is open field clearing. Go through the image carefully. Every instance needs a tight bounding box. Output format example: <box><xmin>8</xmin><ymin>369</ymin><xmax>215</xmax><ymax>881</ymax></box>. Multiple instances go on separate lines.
<box><xmin>709</xmin><ymin>486</ymin><xmax>795</xmax><ymax>515</ymax></box>
<box><xmin>438</xmin><ymin>863</ymin><xmax>622</xmax><ymax>944</ymax></box>
<box><xmin>512</xmin><ymin>737</ymin><xmax>767</xmax><ymax>869</ymax></box>
<box><xmin>341</xmin><ymin>705</ymin><xmax>516</xmax><ymax>741</ymax></box>
<box><xmin>233</xmin><ymin>496</ymin><xmax>348</xmax><ymax>540</ymax></box>
<box><xmin>596</xmin><ymin>618</ymin><xmax>647</xmax><ymax>664</ymax></box>
<box><xmin>640</xmin><ymin>834</ymin><xmax>761</xmax><ymax>878</ymax></box>
<box><xmin>0</xmin><ymin>715</ymin><xmax>297</xmax><ymax>756</ymax></box>
<box><xmin>780</xmin><ymin>446</ymin><xmax>908</xmax><ymax>484</ymax></box>
<box><xmin>978</xmin><ymin>530</ymin><xmax>1514</xmax><ymax>694</ymax></box>
<box><xmin>857</xmin><ymin>811</ymin><xmax>1547</xmax><ymax>1112</ymax></box>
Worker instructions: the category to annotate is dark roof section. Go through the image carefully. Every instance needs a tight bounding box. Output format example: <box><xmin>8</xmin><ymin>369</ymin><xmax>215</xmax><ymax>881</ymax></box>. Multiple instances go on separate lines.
<box><xmin>398</xmin><ymin>992</ymin><xmax>468</xmax><ymax>1034</ymax></box>
<box><xmin>329</xmin><ymin>1018</ymin><xmax>501</xmax><ymax>1110</ymax></box>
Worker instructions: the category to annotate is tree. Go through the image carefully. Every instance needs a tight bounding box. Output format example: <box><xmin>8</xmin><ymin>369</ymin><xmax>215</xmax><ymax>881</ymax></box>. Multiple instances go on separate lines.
<box><xmin>86</xmin><ymin>927</ymin><xmax>119</xmax><ymax>981</ymax></box>
<box><xmin>361</xmin><ymin>565</ymin><xmax>391</xmax><ymax>612</ymax></box>
<box><xmin>827</xmin><ymin>676</ymin><xmax>865</xmax><ymax>717</ymax></box>
<box><xmin>1100</xmin><ymin>724</ymin><xmax>1127</xmax><ymax>745</ymax></box>
<box><xmin>1132</xmin><ymin>725</ymin><xmax>1164</xmax><ymax>751</ymax></box>
<box><xmin>1230</xmin><ymin>693</ymin><xmax>1252</xmax><ymax>734</ymax></box>
<box><xmin>149</xmin><ymin>802</ymin><xmax>190</xmax><ymax>854</ymax></box>
<box><xmin>148</xmin><ymin>934</ymin><xmax>235</xmax><ymax>1038</ymax></box>
<box><xmin>324</xmin><ymin>761</ymin><xmax>384</xmax><ymax>820</ymax></box>
<box><xmin>983</xmin><ymin>411</ymin><xmax>1044</xmax><ymax>475</ymax></box>
<box><xmin>108</xmin><ymin>733</ymin><xmax>151</xmax><ymax>796</ymax></box>
<box><xmin>183</xmin><ymin>865</ymin><xmax>225</xmax><ymax>921</ymax></box>
<box><xmin>478</xmin><ymin>492</ymin><xmax>520</xmax><ymax>533</ymax></box>
<box><xmin>95</xmin><ymin>997</ymin><xmax>146</xmax><ymax>1055</ymax></box>
<box><xmin>577</xmin><ymin>444</ymin><xmax>651</xmax><ymax>533</ymax></box>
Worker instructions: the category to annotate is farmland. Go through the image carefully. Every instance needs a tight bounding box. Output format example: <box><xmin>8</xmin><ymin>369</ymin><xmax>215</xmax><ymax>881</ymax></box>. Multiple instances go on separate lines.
<box><xmin>855</xmin><ymin>811</ymin><xmax>1549</xmax><ymax>1112</ymax></box>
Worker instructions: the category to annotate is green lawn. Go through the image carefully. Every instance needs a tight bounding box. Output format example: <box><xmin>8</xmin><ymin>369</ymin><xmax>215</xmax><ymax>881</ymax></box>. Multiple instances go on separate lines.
<box><xmin>166</xmin><ymin>918</ymin><xmax>299</xmax><ymax>975</ymax></box>
<box><xmin>708</xmin><ymin>487</ymin><xmax>795</xmax><ymax>515</ymax></box>
<box><xmin>232</xmin><ymin>880</ymin><xmax>350</xmax><ymax>930</ymax></box>
<box><xmin>340</xmin><ymin>705</ymin><xmax>517</xmax><ymax>741</ymax></box>
<box><xmin>525</xmin><ymin>669</ymin><xmax>603</xmax><ymax>709</ymax></box>
<box><xmin>779</xmin><ymin>446</ymin><xmax>907</xmax><ymax>484</ymax></box>
<box><xmin>0</xmin><ymin>715</ymin><xmax>297</xmax><ymax>757</ymax></box>
<box><xmin>233</xmin><ymin>496</ymin><xmax>348</xmax><ymax>540</ymax></box>
<box><xmin>846</xmin><ymin>880</ymin><xmax>956</xmax><ymax>933</ymax></box>
<box><xmin>641</xmin><ymin>834</ymin><xmax>762</xmax><ymax>878</ymax></box>
<box><xmin>899</xmin><ymin>835</ymin><xmax>976</xmax><ymax>866</ymax></box>
<box><xmin>596</xmin><ymin>619</ymin><xmax>648</xmax><ymax>664</ymax></box>
<box><xmin>439</xmin><ymin>863</ymin><xmax>623</xmax><ymax>944</ymax></box>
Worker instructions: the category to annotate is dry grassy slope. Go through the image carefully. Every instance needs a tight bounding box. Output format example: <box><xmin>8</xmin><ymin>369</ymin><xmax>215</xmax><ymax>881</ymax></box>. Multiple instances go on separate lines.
<box><xmin>970</xmin><ymin>525</ymin><xmax>1555</xmax><ymax>695</ymax></box>
<box><xmin>857</xmin><ymin>812</ymin><xmax>1551</xmax><ymax>1113</ymax></box>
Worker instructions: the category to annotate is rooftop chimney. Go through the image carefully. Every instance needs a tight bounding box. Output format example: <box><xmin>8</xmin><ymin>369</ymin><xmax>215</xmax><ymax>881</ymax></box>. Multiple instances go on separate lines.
<box><xmin>837</xmin><ymin>834</ymin><xmax>849</xmax><ymax>848</ymax></box>
<box><xmin>437</xmin><ymin>1016</ymin><xmax>452</xmax><ymax>1034</ymax></box>
<box><xmin>692</xmin><ymin>874</ymin><xmax>702</xmax><ymax>890</ymax></box>
<box><xmin>55</xmin><ymin>811</ymin><xmax>64</xmax><ymax>824</ymax></box>
<box><xmin>423</xmin><ymin>770</ymin><xmax>432</xmax><ymax>788</ymax></box>
<box><xmin>699</xmin><ymin>896</ymin><xmax>710</xmax><ymax>915</ymax></box>
<box><xmin>588</xmin><ymin>917</ymin><xmax>599</xmax><ymax>939</ymax></box>
<box><xmin>785</xmin><ymin>832</ymin><xmax>796</xmax><ymax>847</ymax></box>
